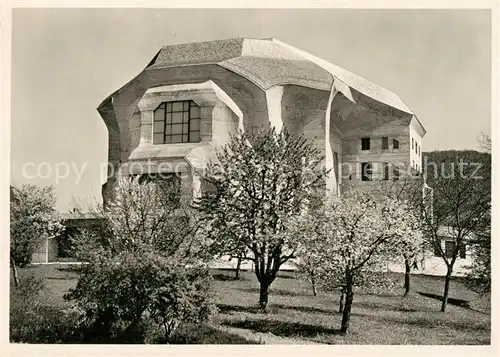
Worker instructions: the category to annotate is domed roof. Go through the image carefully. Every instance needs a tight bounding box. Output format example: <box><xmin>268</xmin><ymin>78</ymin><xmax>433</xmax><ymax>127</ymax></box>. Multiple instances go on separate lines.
<box><xmin>100</xmin><ymin>37</ymin><xmax>414</xmax><ymax>116</ymax></box>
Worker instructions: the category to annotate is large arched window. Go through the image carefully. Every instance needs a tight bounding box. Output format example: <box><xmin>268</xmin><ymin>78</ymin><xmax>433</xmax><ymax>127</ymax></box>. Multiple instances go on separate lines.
<box><xmin>153</xmin><ymin>100</ymin><xmax>201</xmax><ymax>144</ymax></box>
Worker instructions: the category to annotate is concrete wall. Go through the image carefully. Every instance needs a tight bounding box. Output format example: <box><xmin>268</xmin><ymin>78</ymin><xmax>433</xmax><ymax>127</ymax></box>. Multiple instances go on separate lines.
<box><xmin>31</xmin><ymin>238</ymin><xmax>58</xmax><ymax>264</ymax></box>
<box><xmin>409</xmin><ymin>118</ymin><xmax>424</xmax><ymax>172</ymax></box>
<box><xmin>330</xmin><ymin>94</ymin><xmax>414</xmax><ymax>186</ymax></box>
<box><xmin>281</xmin><ymin>85</ymin><xmax>330</xmax><ymax>151</ymax></box>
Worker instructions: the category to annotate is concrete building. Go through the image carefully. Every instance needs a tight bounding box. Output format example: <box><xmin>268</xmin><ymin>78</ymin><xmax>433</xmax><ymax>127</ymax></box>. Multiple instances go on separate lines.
<box><xmin>97</xmin><ymin>38</ymin><xmax>426</xmax><ymax>202</ymax></box>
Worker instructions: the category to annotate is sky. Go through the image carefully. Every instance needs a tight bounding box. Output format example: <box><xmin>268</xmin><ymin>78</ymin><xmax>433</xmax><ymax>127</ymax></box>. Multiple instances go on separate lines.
<box><xmin>10</xmin><ymin>8</ymin><xmax>492</xmax><ymax>211</ymax></box>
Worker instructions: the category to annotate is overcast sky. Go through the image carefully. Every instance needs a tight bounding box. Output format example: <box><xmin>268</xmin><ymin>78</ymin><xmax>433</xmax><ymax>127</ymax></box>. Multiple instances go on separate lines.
<box><xmin>10</xmin><ymin>8</ymin><xmax>492</xmax><ymax>211</ymax></box>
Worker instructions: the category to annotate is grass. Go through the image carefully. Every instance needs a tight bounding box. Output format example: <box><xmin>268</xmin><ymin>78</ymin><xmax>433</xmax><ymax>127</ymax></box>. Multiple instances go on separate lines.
<box><xmin>10</xmin><ymin>265</ymin><xmax>491</xmax><ymax>344</ymax></box>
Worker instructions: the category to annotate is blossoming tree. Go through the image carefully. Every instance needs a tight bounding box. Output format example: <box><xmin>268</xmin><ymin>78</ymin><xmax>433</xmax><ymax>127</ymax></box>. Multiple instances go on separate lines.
<box><xmin>197</xmin><ymin>127</ymin><xmax>328</xmax><ymax>310</ymax></box>
<box><xmin>293</xmin><ymin>188</ymin><xmax>422</xmax><ymax>333</ymax></box>
<box><xmin>10</xmin><ymin>184</ymin><xmax>63</xmax><ymax>287</ymax></box>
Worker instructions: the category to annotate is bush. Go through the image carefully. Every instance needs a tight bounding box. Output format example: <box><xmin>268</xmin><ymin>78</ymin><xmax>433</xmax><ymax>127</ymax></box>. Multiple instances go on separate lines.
<box><xmin>64</xmin><ymin>250</ymin><xmax>216</xmax><ymax>343</ymax></box>
<box><xmin>10</xmin><ymin>271</ymin><xmax>82</xmax><ymax>343</ymax></box>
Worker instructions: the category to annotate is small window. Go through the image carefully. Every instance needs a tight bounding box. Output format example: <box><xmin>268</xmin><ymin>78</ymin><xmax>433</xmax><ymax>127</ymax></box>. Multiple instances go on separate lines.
<box><xmin>412</xmin><ymin>138</ymin><xmax>414</xmax><ymax>150</ymax></box>
<box><xmin>382</xmin><ymin>137</ymin><xmax>389</xmax><ymax>150</ymax></box>
<box><xmin>383</xmin><ymin>162</ymin><xmax>389</xmax><ymax>180</ymax></box>
<box><xmin>361</xmin><ymin>162</ymin><xmax>372</xmax><ymax>181</ymax></box>
<box><xmin>361</xmin><ymin>138</ymin><xmax>370</xmax><ymax>151</ymax></box>
<box><xmin>415</xmin><ymin>143</ymin><xmax>418</xmax><ymax>154</ymax></box>
<box><xmin>393</xmin><ymin>139</ymin><xmax>399</xmax><ymax>149</ymax></box>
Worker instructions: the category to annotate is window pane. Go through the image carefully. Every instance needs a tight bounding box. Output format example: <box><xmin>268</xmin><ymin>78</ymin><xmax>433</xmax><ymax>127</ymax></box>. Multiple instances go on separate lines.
<box><xmin>171</xmin><ymin>135</ymin><xmax>182</xmax><ymax>143</ymax></box>
<box><xmin>393</xmin><ymin>139</ymin><xmax>399</xmax><ymax>149</ymax></box>
<box><xmin>172</xmin><ymin>112</ymin><xmax>183</xmax><ymax>124</ymax></box>
<box><xmin>153</xmin><ymin>133</ymin><xmax>164</xmax><ymax>144</ymax></box>
<box><xmin>382</xmin><ymin>137</ymin><xmax>388</xmax><ymax>149</ymax></box>
<box><xmin>189</xmin><ymin>131</ymin><xmax>200</xmax><ymax>142</ymax></box>
<box><xmin>190</xmin><ymin>118</ymin><xmax>200</xmax><ymax>131</ymax></box>
<box><xmin>166</xmin><ymin>102</ymin><xmax>172</xmax><ymax>112</ymax></box>
<box><xmin>190</xmin><ymin>106</ymin><xmax>201</xmax><ymax>118</ymax></box>
<box><xmin>182</xmin><ymin>134</ymin><xmax>188</xmax><ymax>142</ymax></box>
<box><xmin>190</xmin><ymin>100</ymin><xmax>197</xmax><ymax>107</ymax></box>
<box><xmin>166</xmin><ymin>113</ymin><xmax>172</xmax><ymax>124</ymax></box>
<box><xmin>182</xmin><ymin>123</ymin><xmax>189</xmax><ymax>133</ymax></box>
<box><xmin>153</xmin><ymin>122</ymin><xmax>164</xmax><ymax>133</ymax></box>
<box><xmin>183</xmin><ymin>112</ymin><xmax>189</xmax><ymax>123</ymax></box>
<box><xmin>165</xmin><ymin>125</ymin><xmax>171</xmax><ymax>134</ymax></box>
<box><xmin>172</xmin><ymin>124</ymin><xmax>182</xmax><ymax>135</ymax></box>
<box><xmin>183</xmin><ymin>101</ymin><xmax>190</xmax><ymax>111</ymax></box>
<box><xmin>154</xmin><ymin>108</ymin><xmax>165</xmax><ymax>122</ymax></box>
<box><xmin>172</xmin><ymin>102</ymin><xmax>183</xmax><ymax>112</ymax></box>
<box><xmin>164</xmin><ymin>136</ymin><xmax>171</xmax><ymax>144</ymax></box>
<box><xmin>361</xmin><ymin>138</ymin><xmax>370</xmax><ymax>150</ymax></box>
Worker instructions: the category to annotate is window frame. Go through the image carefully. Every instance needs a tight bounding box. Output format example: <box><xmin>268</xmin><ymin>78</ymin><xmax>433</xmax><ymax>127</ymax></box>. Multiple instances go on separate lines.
<box><xmin>153</xmin><ymin>100</ymin><xmax>201</xmax><ymax>144</ymax></box>
<box><xmin>382</xmin><ymin>137</ymin><xmax>389</xmax><ymax>150</ymax></box>
<box><xmin>361</xmin><ymin>137</ymin><xmax>371</xmax><ymax>151</ymax></box>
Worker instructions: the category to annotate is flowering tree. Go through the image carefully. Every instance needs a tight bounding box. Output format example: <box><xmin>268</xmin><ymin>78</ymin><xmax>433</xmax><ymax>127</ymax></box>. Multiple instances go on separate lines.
<box><xmin>293</xmin><ymin>188</ymin><xmax>422</xmax><ymax>333</ymax></box>
<box><xmin>10</xmin><ymin>184</ymin><xmax>63</xmax><ymax>286</ymax></box>
<box><xmin>377</xmin><ymin>176</ymin><xmax>427</xmax><ymax>296</ymax></box>
<box><xmin>197</xmin><ymin>127</ymin><xmax>328</xmax><ymax>310</ymax></box>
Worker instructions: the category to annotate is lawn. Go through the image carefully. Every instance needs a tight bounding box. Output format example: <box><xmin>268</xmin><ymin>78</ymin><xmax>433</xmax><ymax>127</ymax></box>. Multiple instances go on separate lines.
<box><xmin>10</xmin><ymin>264</ymin><xmax>491</xmax><ymax>344</ymax></box>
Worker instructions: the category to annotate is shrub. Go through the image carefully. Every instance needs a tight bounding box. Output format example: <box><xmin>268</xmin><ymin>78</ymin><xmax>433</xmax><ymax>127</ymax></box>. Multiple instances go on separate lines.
<box><xmin>65</xmin><ymin>250</ymin><xmax>215</xmax><ymax>343</ymax></box>
<box><xmin>10</xmin><ymin>271</ymin><xmax>82</xmax><ymax>343</ymax></box>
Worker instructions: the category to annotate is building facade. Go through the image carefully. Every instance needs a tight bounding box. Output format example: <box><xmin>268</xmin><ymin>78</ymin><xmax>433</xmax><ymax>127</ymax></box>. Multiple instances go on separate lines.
<box><xmin>98</xmin><ymin>38</ymin><xmax>426</xmax><ymax>203</ymax></box>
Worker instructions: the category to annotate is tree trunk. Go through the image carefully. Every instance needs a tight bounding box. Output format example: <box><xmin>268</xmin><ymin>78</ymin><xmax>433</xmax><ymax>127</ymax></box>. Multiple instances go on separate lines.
<box><xmin>340</xmin><ymin>274</ymin><xmax>354</xmax><ymax>333</ymax></box>
<box><xmin>11</xmin><ymin>257</ymin><xmax>19</xmax><ymax>288</ymax></box>
<box><xmin>235</xmin><ymin>256</ymin><xmax>242</xmax><ymax>279</ymax></box>
<box><xmin>310</xmin><ymin>271</ymin><xmax>317</xmax><ymax>296</ymax></box>
<box><xmin>338</xmin><ymin>287</ymin><xmax>345</xmax><ymax>313</ymax></box>
<box><xmin>441</xmin><ymin>266</ymin><xmax>453</xmax><ymax>312</ymax></box>
<box><xmin>259</xmin><ymin>280</ymin><xmax>270</xmax><ymax>311</ymax></box>
<box><xmin>404</xmin><ymin>259</ymin><xmax>411</xmax><ymax>296</ymax></box>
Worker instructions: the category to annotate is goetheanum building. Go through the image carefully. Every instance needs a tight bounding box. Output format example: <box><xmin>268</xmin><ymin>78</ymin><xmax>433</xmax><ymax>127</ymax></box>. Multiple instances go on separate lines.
<box><xmin>98</xmin><ymin>38</ymin><xmax>427</xmax><ymax>204</ymax></box>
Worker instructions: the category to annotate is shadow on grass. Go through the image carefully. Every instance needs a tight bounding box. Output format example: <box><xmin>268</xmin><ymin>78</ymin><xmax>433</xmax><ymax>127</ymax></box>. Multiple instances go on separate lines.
<box><xmin>217</xmin><ymin>303</ymin><xmax>263</xmax><ymax>314</ymax></box>
<box><xmin>212</xmin><ymin>273</ymin><xmax>248</xmax><ymax>282</ymax></box>
<box><xmin>272</xmin><ymin>303</ymin><xmax>335</xmax><ymax>315</ymax></box>
<box><xmin>417</xmin><ymin>292</ymin><xmax>490</xmax><ymax>315</ymax></box>
<box><xmin>354</xmin><ymin>300</ymin><xmax>422</xmax><ymax>313</ymax></box>
<box><xmin>352</xmin><ymin>311</ymin><xmax>490</xmax><ymax>332</ymax></box>
<box><xmin>417</xmin><ymin>292</ymin><xmax>470</xmax><ymax>308</ymax></box>
<box><xmin>237</xmin><ymin>287</ymin><xmax>311</xmax><ymax>297</ymax></box>
<box><xmin>222</xmin><ymin>318</ymin><xmax>342</xmax><ymax>339</ymax></box>
<box><xmin>217</xmin><ymin>303</ymin><xmax>336</xmax><ymax>316</ymax></box>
